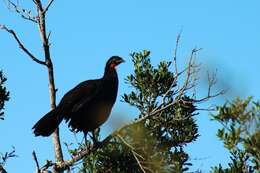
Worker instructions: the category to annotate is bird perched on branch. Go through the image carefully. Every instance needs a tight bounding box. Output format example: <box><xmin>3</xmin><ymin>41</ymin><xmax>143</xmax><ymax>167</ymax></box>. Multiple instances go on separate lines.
<box><xmin>32</xmin><ymin>56</ymin><xmax>125</xmax><ymax>137</ymax></box>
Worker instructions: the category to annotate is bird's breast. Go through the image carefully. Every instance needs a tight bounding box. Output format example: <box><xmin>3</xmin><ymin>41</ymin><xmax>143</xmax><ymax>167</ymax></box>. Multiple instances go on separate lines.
<box><xmin>86</xmin><ymin>101</ymin><xmax>113</xmax><ymax>129</ymax></box>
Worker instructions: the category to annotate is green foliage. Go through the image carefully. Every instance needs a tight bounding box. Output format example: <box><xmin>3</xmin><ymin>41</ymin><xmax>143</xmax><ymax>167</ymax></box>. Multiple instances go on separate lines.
<box><xmin>0</xmin><ymin>70</ymin><xmax>11</xmax><ymax>173</ymax></box>
<box><xmin>82</xmin><ymin>138</ymin><xmax>139</xmax><ymax>173</ymax></box>
<box><xmin>122</xmin><ymin>51</ymin><xmax>198</xmax><ymax>172</ymax></box>
<box><xmin>211</xmin><ymin>97</ymin><xmax>260</xmax><ymax>173</ymax></box>
<box><xmin>123</xmin><ymin>50</ymin><xmax>176</xmax><ymax>114</ymax></box>
<box><xmin>0</xmin><ymin>70</ymin><xmax>10</xmax><ymax>120</ymax></box>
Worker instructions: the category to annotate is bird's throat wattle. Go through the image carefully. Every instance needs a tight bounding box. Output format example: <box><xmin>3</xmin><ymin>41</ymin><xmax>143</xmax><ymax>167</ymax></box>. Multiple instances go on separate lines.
<box><xmin>110</xmin><ymin>63</ymin><xmax>116</xmax><ymax>69</ymax></box>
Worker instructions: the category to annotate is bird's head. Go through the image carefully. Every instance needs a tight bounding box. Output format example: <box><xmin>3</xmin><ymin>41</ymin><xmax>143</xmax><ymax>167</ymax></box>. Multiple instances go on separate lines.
<box><xmin>105</xmin><ymin>56</ymin><xmax>125</xmax><ymax>71</ymax></box>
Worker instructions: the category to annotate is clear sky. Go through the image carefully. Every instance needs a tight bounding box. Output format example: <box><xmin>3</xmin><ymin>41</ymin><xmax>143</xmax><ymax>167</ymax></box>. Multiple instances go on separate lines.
<box><xmin>1</xmin><ymin>0</ymin><xmax>260</xmax><ymax>172</ymax></box>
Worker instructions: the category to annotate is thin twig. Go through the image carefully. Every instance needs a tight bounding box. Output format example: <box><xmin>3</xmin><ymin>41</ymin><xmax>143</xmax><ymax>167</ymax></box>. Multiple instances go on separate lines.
<box><xmin>194</xmin><ymin>89</ymin><xmax>225</xmax><ymax>103</ymax></box>
<box><xmin>40</xmin><ymin>160</ymin><xmax>54</xmax><ymax>172</ymax></box>
<box><xmin>117</xmin><ymin>134</ymin><xmax>135</xmax><ymax>150</ymax></box>
<box><xmin>117</xmin><ymin>134</ymin><xmax>144</xmax><ymax>159</ymax></box>
<box><xmin>182</xmin><ymin>48</ymin><xmax>201</xmax><ymax>92</ymax></box>
<box><xmin>4</xmin><ymin>0</ymin><xmax>38</xmax><ymax>23</ymax></box>
<box><xmin>195</xmin><ymin>107</ymin><xmax>216</xmax><ymax>111</ymax></box>
<box><xmin>161</xmin><ymin>33</ymin><xmax>182</xmax><ymax>104</ymax></box>
<box><xmin>173</xmin><ymin>31</ymin><xmax>181</xmax><ymax>76</ymax></box>
<box><xmin>43</xmin><ymin>0</ymin><xmax>55</xmax><ymax>14</ymax></box>
<box><xmin>32</xmin><ymin>151</ymin><xmax>40</xmax><ymax>173</ymax></box>
<box><xmin>116</xmin><ymin>135</ymin><xmax>146</xmax><ymax>173</ymax></box>
<box><xmin>132</xmin><ymin>151</ymin><xmax>146</xmax><ymax>173</ymax></box>
<box><xmin>0</xmin><ymin>25</ymin><xmax>46</xmax><ymax>65</ymax></box>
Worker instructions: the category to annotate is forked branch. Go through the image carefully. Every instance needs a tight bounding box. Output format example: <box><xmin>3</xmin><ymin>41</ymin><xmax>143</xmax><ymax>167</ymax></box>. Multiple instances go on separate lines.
<box><xmin>0</xmin><ymin>24</ymin><xmax>46</xmax><ymax>65</ymax></box>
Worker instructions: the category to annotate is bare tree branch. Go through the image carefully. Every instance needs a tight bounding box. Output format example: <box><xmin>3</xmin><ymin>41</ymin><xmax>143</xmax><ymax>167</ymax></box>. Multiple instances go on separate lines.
<box><xmin>194</xmin><ymin>70</ymin><xmax>226</xmax><ymax>103</ymax></box>
<box><xmin>33</xmin><ymin>0</ymin><xmax>64</xmax><ymax>165</ymax></box>
<box><xmin>161</xmin><ymin>33</ymin><xmax>182</xmax><ymax>104</ymax></box>
<box><xmin>0</xmin><ymin>24</ymin><xmax>46</xmax><ymax>65</ymax></box>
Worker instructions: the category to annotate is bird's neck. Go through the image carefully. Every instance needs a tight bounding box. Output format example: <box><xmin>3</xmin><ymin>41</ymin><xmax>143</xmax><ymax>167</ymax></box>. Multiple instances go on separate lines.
<box><xmin>103</xmin><ymin>67</ymin><xmax>118</xmax><ymax>80</ymax></box>
<box><xmin>102</xmin><ymin>68</ymin><xmax>119</xmax><ymax>103</ymax></box>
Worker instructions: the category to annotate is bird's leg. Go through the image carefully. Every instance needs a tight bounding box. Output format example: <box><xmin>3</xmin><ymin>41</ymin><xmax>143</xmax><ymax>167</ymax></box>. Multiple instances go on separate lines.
<box><xmin>82</xmin><ymin>132</ymin><xmax>94</xmax><ymax>152</ymax></box>
<box><xmin>83</xmin><ymin>131</ymin><xmax>88</xmax><ymax>145</ymax></box>
<box><xmin>90</xmin><ymin>130</ymin><xmax>96</xmax><ymax>145</ymax></box>
<box><xmin>90</xmin><ymin>130</ymin><xmax>101</xmax><ymax>148</ymax></box>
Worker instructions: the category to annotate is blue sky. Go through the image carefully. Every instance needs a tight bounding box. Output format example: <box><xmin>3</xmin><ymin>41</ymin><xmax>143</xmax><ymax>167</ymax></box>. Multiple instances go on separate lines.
<box><xmin>1</xmin><ymin>0</ymin><xmax>260</xmax><ymax>172</ymax></box>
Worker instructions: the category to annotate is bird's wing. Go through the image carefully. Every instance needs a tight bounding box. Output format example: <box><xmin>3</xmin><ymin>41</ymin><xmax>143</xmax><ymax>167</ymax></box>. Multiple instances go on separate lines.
<box><xmin>58</xmin><ymin>79</ymin><xmax>101</xmax><ymax>112</ymax></box>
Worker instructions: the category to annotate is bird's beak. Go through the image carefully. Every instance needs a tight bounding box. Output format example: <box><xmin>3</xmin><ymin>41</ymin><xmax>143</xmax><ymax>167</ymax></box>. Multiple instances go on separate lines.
<box><xmin>117</xmin><ymin>58</ymin><xmax>125</xmax><ymax>64</ymax></box>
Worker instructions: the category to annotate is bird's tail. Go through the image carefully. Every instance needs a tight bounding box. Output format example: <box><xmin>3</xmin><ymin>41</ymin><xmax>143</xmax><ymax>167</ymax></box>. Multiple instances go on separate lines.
<box><xmin>32</xmin><ymin>106</ymin><xmax>63</xmax><ymax>137</ymax></box>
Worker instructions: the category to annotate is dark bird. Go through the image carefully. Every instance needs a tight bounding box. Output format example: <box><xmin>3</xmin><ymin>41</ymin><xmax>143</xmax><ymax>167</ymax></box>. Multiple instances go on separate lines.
<box><xmin>32</xmin><ymin>56</ymin><xmax>125</xmax><ymax>137</ymax></box>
